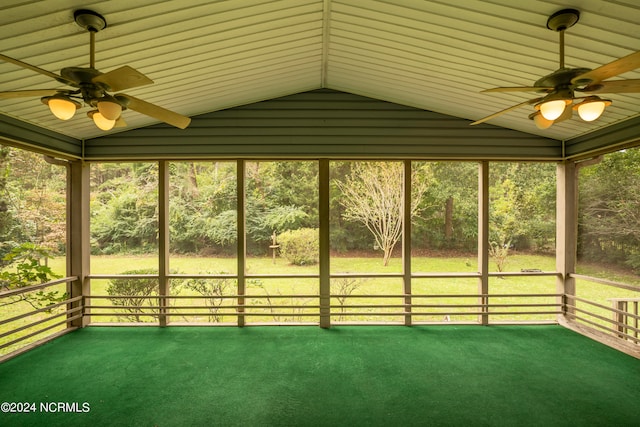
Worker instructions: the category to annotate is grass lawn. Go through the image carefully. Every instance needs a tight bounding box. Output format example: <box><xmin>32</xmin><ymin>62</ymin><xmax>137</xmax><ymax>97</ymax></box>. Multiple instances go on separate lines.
<box><xmin>2</xmin><ymin>253</ymin><xmax>639</xmax><ymax>357</ymax></box>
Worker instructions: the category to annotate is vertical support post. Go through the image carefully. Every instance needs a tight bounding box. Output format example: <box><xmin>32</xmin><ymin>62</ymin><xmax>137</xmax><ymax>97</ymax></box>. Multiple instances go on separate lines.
<box><xmin>68</xmin><ymin>160</ymin><xmax>90</xmax><ymax>328</ymax></box>
<box><xmin>237</xmin><ymin>160</ymin><xmax>246</xmax><ymax>327</ymax></box>
<box><xmin>158</xmin><ymin>161</ymin><xmax>170</xmax><ymax>327</ymax></box>
<box><xmin>403</xmin><ymin>160</ymin><xmax>412</xmax><ymax>326</ymax></box>
<box><xmin>556</xmin><ymin>161</ymin><xmax>577</xmax><ymax>321</ymax></box>
<box><xmin>478</xmin><ymin>161</ymin><xmax>490</xmax><ymax>325</ymax></box>
<box><xmin>319</xmin><ymin>159</ymin><xmax>331</xmax><ymax>328</ymax></box>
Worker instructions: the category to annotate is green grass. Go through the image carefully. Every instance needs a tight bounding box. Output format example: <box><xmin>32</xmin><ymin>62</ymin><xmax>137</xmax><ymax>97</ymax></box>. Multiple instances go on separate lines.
<box><xmin>2</xmin><ymin>253</ymin><xmax>639</xmax><ymax>356</ymax></box>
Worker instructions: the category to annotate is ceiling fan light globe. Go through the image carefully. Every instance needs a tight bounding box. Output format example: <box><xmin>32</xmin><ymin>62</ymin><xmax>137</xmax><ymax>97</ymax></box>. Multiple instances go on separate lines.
<box><xmin>97</xmin><ymin>99</ymin><xmax>122</xmax><ymax>120</ymax></box>
<box><xmin>539</xmin><ymin>100</ymin><xmax>568</xmax><ymax>120</ymax></box>
<box><xmin>576</xmin><ymin>99</ymin><xmax>608</xmax><ymax>121</ymax></box>
<box><xmin>88</xmin><ymin>110</ymin><xmax>116</xmax><ymax>131</ymax></box>
<box><xmin>44</xmin><ymin>96</ymin><xmax>80</xmax><ymax>120</ymax></box>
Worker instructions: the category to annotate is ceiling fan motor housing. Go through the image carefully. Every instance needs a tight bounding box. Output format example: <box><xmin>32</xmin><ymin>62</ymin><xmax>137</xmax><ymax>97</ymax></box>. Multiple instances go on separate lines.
<box><xmin>534</xmin><ymin>67</ymin><xmax>592</xmax><ymax>90</ymax></box>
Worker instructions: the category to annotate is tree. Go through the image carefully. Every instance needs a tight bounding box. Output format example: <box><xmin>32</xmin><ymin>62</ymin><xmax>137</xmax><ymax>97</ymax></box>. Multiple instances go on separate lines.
<box><xmin>578</xmin><ymin>148</ymin><xmax>640</xmax><ymax>271</ymax></box>
<box><xmin>413</xmin><ymin>162</ymin><xmax>478</xmax><ymax>251</ymax></box>
<box><xmin>0</xmin><ymin>243</ymin><xmax>64</xmax><ymax>311</ymax></box>
<box><xmin>245</xmin><ymin>161</ymin><xmax>316</xmax><ymax>254</ymax></box>
<box><xmin>91</xmin><ymin>163</ymin><xmax>158</xmax><ymax>254</ymax></box>
<box><xmin>336</xmin><ymin>162</ymin><xmax>427</xmax><ymax>266</ymax></box>
<box><xmin>169</xmin><ymin>161</ymin><xmax>237</xmax><ymax>254</ymax></box>
<box><xmin>488</xmin><ymin>162</ymin><xmax>556</xmax><ymax>271</ymax></box>
<box><xmin>0</xmin><ymin>146</ymin><xmax>66</xmax><ymax>255</ymax></box>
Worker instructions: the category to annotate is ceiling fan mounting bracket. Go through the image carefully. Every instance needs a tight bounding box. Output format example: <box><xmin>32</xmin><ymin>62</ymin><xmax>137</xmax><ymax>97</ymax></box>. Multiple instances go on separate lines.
<box><xmin>74</xmin><ymin>9</ymin><xmax>107</xmax><ymax>32</ymax></box>
<box><xmin>547</xmin><ymin>8</ymin><xmax>580</xmax><ymax>32</ymax></box>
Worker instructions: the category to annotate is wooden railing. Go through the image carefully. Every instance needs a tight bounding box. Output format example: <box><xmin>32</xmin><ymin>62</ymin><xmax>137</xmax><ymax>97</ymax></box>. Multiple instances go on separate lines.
<box><xmin>4</xmin><ymin>271</ymin><xmax>639</xmax><ymax>360</ymax></box>
<box><xmin>609</xmin><ymin>298</ymin><xmax>640</xmax><ymax>340</ymax></box>
<box><xmin>84</xmin><ymin>271</ymin><xmax>562</xmax><ymax>326</ymax></box>
<box><xmin>565</xmin><ymin>274</ymin><xmax>640</xmax><ymax>347</ymax></box>
<box><xmin>0</xmin><ymin>277</ymin><xmax>80</xmax><ymax>360</ymax></box>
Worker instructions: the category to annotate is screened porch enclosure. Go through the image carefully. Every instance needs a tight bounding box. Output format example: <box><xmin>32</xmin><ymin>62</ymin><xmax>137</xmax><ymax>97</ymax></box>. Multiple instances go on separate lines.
<box><xmin>1</xmin><ymin>90</ymin><xmax>640</xmax><ymax>361</ymax></box>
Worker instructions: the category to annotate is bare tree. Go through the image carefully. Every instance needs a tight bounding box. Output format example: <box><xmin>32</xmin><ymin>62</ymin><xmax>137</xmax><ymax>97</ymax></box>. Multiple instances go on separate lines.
<box><xmin>337</xmin><ymin>162</ymin><xmax>427</xmax><ymax>266</ymax></box>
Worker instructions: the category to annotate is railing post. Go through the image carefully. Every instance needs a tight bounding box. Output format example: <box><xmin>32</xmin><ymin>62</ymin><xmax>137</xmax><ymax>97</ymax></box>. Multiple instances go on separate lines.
<box><xmin>68</xmin><ymin>160</ymin><xmax>90</xmax><ymax>328</ymax></box>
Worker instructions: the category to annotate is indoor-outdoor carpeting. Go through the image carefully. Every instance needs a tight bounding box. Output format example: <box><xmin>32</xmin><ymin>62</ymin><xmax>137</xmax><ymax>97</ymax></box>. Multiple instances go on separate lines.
<box><xmin>0</xmin><ymin>326</ymin><xmax>638</xmax><ymax>426</ymax></box>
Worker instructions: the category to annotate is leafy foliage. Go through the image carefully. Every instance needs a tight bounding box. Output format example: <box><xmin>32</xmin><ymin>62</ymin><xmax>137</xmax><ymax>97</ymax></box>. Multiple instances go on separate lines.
<box><xmin>0</xmin><ymin>146</ymin><xmax>66</xmax><ymax>258</ymax></box>
<box><xmin>578</xmin><ymin>148</ymin><xmax>640</xmax><ymax>272</ymax></box>
<box><xmin>91</xmin><ymin>163</ymin><xmax>158</xmax><ymax>254</ymax></box>
<box><xmin>179</xmin><ymin>272</ymin><xmax>235</xmax><ymax>322</ymax></box>
<box><xmin>106</xmin><ymin>269</ymin><xmax>159</xmax><ymax>322</ymax></box>
<box><xmin>6</xmin><ymin>141</ymin><xmax>640</xmax><ymax>276</ymax></box>
<box><xmin>0</xmin><ymin>243</ymin><xmax>64</xmax><ymax>310</ymax></box>
<box><xmin>278</xmin><ymin>228</ymin><xmax>319</xmax><ymax>266</ymax></box>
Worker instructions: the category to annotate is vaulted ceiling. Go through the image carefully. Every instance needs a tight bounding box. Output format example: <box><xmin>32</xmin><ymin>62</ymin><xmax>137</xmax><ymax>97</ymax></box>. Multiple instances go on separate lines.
<box><xmin>1</xmin><ymin>0</ymin><xmax>639</xmax><ymax>142</ymax></box>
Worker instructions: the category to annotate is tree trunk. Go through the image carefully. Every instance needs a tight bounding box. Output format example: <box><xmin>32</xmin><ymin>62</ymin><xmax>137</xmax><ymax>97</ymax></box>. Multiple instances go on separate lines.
<box><xmin>445</xmin><ymin>196</ymin><xmax>454</xmax><ymax>240</ymax></box>
<box><xmin>383</xmin><ymin>247</ymin><xmax>391</xmax><ymax>266</ymax></box>
<box><xmin>188</xmin><ymin>162</ymin><xmax>199</xmax><ymax>198</ymax></box>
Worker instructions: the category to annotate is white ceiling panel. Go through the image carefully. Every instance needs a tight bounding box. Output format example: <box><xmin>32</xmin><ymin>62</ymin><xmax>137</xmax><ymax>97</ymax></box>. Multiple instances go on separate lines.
<box><xmin>1</xmin><ymin>0</ymin><xmax>639</xmax><ymax>141</ymax></box>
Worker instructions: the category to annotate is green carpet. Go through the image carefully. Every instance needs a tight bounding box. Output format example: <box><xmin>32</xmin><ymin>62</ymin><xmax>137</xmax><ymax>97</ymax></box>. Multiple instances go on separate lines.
<box><xmin>0</xmin><ymin>326</ymin><xmax>638</xmax><ymax>426</ymax></box>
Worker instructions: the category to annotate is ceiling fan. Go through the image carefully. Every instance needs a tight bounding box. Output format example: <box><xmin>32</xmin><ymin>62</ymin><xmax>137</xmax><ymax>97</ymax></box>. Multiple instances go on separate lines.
<box><xmin>0</xmin><ymin>9</ymin><xmax>190</xmax><ymax>131</ymax></box>
<box><xmin>471</xmin><ymin>8</ymin><xmax>640</xmax><ymax>129</ymax></box>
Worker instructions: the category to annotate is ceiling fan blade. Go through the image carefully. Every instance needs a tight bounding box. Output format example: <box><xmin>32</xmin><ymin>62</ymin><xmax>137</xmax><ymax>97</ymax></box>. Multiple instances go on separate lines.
<box><xmin>117</xmin><ymin>94</ymin><xmax>191</xmax><ymax>129</ymax></box>
<box><xmin>0</xmin><ymin>89</ymin><xmax>60</xmax><ymax>99</ymax></box>
<box><xmin>572</xmin><ymin>51</ymin><xmax>640</xmax><ymax>85</ymax></box>
<box><xmin>93</xmin><ymin>65</ymin><xmax>154</xmax><ymax>92</ymax></box>
<box><xmin>482</xmin><ymin>86</ymin><xmax>552</xmax><ymax>93</ymax></box>
<box><xmin>0</xmin><ymin>53</ymin><xmax>74</xmax><ymax>85</ymax></box>
<box><xmin>580</xmin><ymin>79</ymin><xmax>640</xmax><ymax>94</ymax></box>
<box><xmin>114</xmin><ymin>116</ymin><xmax>127</xmax><ymax>128</ymax></box>
<box><xmin>470</xmin><ymin>98</ymin><xmax>543</xmax><ymax>126</ymax></box>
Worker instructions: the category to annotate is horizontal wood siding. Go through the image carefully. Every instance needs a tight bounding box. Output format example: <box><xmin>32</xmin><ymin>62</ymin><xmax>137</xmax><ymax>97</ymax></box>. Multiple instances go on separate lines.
<box><xmin>0</xmin><ymin>114</ymin><xmax>81</xmax><ymax>159</ymax></box>
<box><xmin>565</xmin><ymin>116</ymin><xmax>640</xmax><ymax>159</ymax></box>
<box><xmin>84</xmin><ymin>90</ymin><xmax>561</xmax><ymax>160</ymax></box>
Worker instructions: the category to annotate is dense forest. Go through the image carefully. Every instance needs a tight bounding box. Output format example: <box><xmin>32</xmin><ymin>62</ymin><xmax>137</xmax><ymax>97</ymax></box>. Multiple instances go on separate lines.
<box><xmin>1</xmin><ymin>144</ymin><xmax>639</xmax><ymax>272</ymax></box>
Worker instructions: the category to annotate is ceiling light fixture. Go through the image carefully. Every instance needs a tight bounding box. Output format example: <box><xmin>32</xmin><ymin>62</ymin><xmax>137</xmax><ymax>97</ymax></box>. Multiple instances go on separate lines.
<box><xmin>87</xmin><ymin>110</ymin><xmax>116</xmax><ymax>130</ymax></box>
<box><xmin>41</xmin><ymin>94</ymin><xmax>81</xmax><ymax>120</ymax></box>
<box><xmin>529</xmin><ymin>111</ymin><xmax>554</xmax><ymax>129</ymax></box>
<box><xmin>535</xmin><ymin>89</ymin><xmax>573</xmax><ymax>121</ymax></box>
<box><xmin>573</xmin><ymin>96</ymin><xmax>612</xmax><ymax>121</ymax></box>
<box><xmin>473</xmin><ymin>8</ymin><xmax>639</xmax><ymax>130</ymax></box>
<box><xmin>95</xmin><ymin>95</ymin><xmax>123</xmax><ymax>120</ymax></box>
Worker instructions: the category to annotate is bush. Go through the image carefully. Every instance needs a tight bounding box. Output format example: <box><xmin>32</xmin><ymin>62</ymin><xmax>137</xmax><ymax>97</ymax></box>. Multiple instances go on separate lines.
<box><xmin>106</xmin><ymin>268</ymin><xmax>159</xmax><ymax>322</ymax></box>
<box><xmin>278</xmin><ymin>228</ymin><xmax>318</xmax><ymax>266</ymax></box>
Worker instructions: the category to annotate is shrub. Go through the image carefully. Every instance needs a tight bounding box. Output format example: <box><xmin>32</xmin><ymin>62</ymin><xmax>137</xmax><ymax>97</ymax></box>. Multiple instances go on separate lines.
<box><xmin>278</xmin><ymin>228</ymin><xmax>318</xmax><ymax>266</ymax></box>
<box><xmin>106</xmin><ymin>268</ymin><xmax>159</xmax><ymax>322</ymax></box>
<box><xmin>179</xmin><ymin>271</ymin><xmax>235</xmax><ymax>322</ymax></box>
